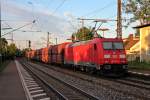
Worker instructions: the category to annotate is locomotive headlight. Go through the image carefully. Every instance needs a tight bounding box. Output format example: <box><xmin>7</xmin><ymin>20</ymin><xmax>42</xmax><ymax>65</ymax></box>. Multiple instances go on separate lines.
<box><xmin>104</xmin><ymin>54</ymin><xmax>110</xmax><ymax>58</ymax></box>
<box><xmin>119</xmin><ymin>54</ymin><xmax>125</xmax><ymax>58</ymax></box>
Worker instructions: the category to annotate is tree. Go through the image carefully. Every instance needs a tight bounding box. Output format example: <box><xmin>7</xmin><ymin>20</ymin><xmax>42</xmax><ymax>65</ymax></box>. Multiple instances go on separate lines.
<box><xmin>7</xmin><ymin>43</ymin><xmax>17</xmax><ymax>59</ymax></box>
<box><xmin>0</xmin><ymin>38</ymin><xmax>8</xmax><ymax>56</ymax></box>
<box><xmin>0</xmin><ymin>38</ymin><xmax>8</xmax><ymax>63</ymax></box>
<box><xmin>73</xmin><ymin>27</ymin><xmax>93</xmax><ymax>41</ymax></box>
<box><xmin>22</xmin><ymin>48</ymin><xmax>31</xmax><ymax>56</ymax></box>
<box><xmin>123</xmin><ymin>0</ymin><xmax>150</xmax><ymax>25</ymax></box>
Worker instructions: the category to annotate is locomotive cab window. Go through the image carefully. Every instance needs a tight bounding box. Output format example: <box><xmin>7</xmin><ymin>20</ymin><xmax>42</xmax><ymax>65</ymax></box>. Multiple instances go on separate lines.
<box><xmin>103</xmin><ymin>42</ymin><xmax>112</xmax><ymax>50</ymax></box>
<box><xmin>113</xmin><ymin>42</ymin><xmax>124</xmax><ymax>50</ymax></box>
<box><xmin>103</xmin><ymin>42</ymin><xmax>124</xmax><ymax>50</ymax></box>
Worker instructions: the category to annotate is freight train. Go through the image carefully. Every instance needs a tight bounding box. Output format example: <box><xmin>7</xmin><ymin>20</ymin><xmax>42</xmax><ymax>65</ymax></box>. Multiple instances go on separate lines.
<box><xmin>26</xmin><ymin>37</ymin><xmax>128</xmax><ymax>76</ymax></box>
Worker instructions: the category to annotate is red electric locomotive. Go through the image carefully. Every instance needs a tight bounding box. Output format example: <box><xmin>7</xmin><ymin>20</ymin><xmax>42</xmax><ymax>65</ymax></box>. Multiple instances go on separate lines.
<box><xmin>65</xmin><ymin>38</ymin><xmax>128</xmax><ymax>75</ymax></box>
<box><xmin>26</xmin><ymin>37</ymin><xmax>128</xmax><ymax>75</ymax></box>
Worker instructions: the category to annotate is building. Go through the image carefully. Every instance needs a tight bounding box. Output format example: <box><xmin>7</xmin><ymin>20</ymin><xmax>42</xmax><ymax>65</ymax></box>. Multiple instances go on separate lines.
<box><xmin>123</xmin><ymin>34</ymin><xmax>139</xmax><ymax>61</ymax></box>
<box><xmin>124</xmin><ymin>24</ymin><xmax>150</xmax><ymax>62</ymax></box>
<box><xmin>134</xmin><ymin>24</ymin><xmax>150</xmax><ymax>62</ymax></box>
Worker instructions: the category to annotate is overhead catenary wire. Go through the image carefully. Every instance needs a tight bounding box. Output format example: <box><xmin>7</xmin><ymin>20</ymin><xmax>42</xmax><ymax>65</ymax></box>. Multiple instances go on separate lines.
<box><xmin>2</xmin><ymin>20</ymin><xmax>36</xmax><ymax>37</ymax></box>
<box><xmin>45</xmin><ymin>0</ymin><xmax>54</xmax><ymax>10</ymax></box>
<box><xmin>77</xmin><ymin>0</ymin><xmax>117</xmax><ymax>31</ymax></box>
<box><xmin>82</xmin><ymin>1</ymin><xmax>116</xmax><ymax>17</ymax></box>
<box><xmin>67</xmin><ymin>20</ymin><xmax>78</xmax><ymax>31</ymax></box>
<box><xmin>1</xmin><ymin>19</ymin><xmax>33</xmax><ymax>22</ymax></box>
<box><xmin>1</xmin><ymin>22</ymin><xmax>12</xmax><ymax>30</ymax></box>
<box><xmin>3</xmin><ymin>22</ymin><xmax>12</xmax><ymax>29</ymax></box>
<box><xmin>51</xmin><ymin>0</ymin><xmax>66</xmax><ymax>15</ymax></box>
<box><xmin>78</xmin><ymin>1</ymin><xmax>117</xmax><ymax>32</ymax></box>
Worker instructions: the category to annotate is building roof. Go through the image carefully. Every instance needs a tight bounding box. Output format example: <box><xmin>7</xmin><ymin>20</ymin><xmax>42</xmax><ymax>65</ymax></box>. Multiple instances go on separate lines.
<box><xmin>130</xmin><ymin>41</ymin><xmax>140</xmax><ymax>52</ymax></box>
<box><xmin>133</xmin><ymin>23</ymin><xmax>150</xmax><ymax>28</ymax></box>
<box><xmin>123</xmin><ymin>34</ymin><xmax>139</xmax><ymax>50</ymax></box>
<box><xmin>125</xmin><ymin>39</ymin><xmax>139</xmax><ymax>50</ymax></box>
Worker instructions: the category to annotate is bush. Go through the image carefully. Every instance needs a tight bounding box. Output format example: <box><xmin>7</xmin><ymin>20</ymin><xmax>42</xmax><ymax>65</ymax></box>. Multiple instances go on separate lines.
<box><xmin>128</xmin><ymin>60</ymin><xmax>150</xmax><ymax>70</ymax></box>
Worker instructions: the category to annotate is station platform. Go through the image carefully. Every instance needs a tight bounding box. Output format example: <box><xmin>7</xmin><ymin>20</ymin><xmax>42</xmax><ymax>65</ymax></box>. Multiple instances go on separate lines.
<box><xmin>129</xmin><ymin>69</ymin><xmax>150</xmax><ymax>76</ymax></box>
<box><xmin>0</xmin><ymin>60</ymin><xmax>26</xmax><ymax>100</ymax></box>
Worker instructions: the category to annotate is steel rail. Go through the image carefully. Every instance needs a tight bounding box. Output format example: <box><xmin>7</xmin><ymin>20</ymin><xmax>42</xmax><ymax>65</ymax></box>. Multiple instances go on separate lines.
<box><xmin>21</xmin><ymin>62</ymin><xmax>68</xmax><ymax>100</ymax></box>
<box><xmin>26</xmin><ymin>62</ymin><xmax>100</xmax><ymax>100</ymax></box>
<box><xmin>29</xmin><ymin>61</ymin><xmax>150</xmax><ymax>100</ymax></box>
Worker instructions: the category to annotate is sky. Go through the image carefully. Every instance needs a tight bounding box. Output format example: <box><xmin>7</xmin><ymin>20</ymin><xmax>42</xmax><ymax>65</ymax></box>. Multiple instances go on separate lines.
<box><xmin>1</xmin><ymin>0</ymin><xmax>136</xmax><ymax>49</ymax></box>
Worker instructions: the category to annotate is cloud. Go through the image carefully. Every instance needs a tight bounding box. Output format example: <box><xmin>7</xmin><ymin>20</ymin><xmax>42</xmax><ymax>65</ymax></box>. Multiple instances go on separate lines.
<box><xmin>1</xmin><ymin>0</ymin><xmax>76</xmax><ymax>49</ymax></box>
<box><xmin>2</xmin><ymin>1</ymin><xmax>71</xmax><ymax>32</ymax></box>
<box><xmin>64</xmin><ymin>12</ymin><xmax>76</xmax><ymax>20</ymax></box>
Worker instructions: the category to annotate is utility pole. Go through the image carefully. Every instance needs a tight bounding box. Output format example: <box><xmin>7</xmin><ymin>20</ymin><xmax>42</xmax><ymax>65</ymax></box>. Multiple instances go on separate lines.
<box><xmin>81</xmin><ymin>19</ymin><xmax>85</xmax><ymax>40</ymax></box>
<box><xmin>55</xmin><ymin>38</ymin><xmax>57</xmax><ymax>45</ymax></box>
<box><xmin>47</xmin><ymin>32</ymin><xmax>50</xmax><ymax>47</ymax></box>
<box><xmin>0</xmin><ymin>4</ymin><xmax>2</xmax><ymax>64</ymax></box>
<box><xmin>0</xmin><ymin>20</ymin><xmax>2</xmax><ymax>65</ymax></box>
<box><xmin>0</xmin><ymin>27</ymin><xmax>1</xmax><ymax>40</ymax></box>
<box><xmin>11</xmin><ymin>32</ymin><xmax>14</xmax><ymax>43</ymax></box>
<box><xmin>26</xmin><ymin>40</ymin><xmax>28</xmax><ymax>48</ymax></box>
<box><xmin>117</xmin><ymin>0</ymin><xmax>122</xmax><ymax>38</ymax></box>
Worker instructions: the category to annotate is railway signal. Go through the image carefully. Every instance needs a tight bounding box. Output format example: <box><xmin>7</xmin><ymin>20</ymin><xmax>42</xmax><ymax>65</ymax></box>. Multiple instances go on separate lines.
<box><xmin>29</xmin><ymin>40</ymin><xmax>31</xmax><ymax>48</ymax></box>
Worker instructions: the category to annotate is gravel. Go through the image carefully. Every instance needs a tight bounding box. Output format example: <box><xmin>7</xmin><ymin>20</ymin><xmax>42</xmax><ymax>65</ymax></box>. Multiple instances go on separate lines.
<box><xmin>29</xmin><ymin>62</ymin><xmax>150</xmax><ymax>100</ymax></box>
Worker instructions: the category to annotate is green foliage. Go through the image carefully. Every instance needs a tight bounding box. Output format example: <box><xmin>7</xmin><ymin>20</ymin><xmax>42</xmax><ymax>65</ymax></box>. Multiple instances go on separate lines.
<box><xmin>16</xmin><ymin>49</ymin><xmax>23</xmax><ymax>57</ymax></box>
<box><xmin>73</xmin><ymin>27</ymin><xmax>93</xmax><ymax>41</ymax></box>
<box><xmin>128</xmin><ymin>60</ymin><xmax>150</xmax><ymax>70</ymax></box>
<box><xmin>22</xmin><ymin>48</ymin><xmax>31</xmax><ymax>56</ymax></box>
<box><xmin>0</xmin><ymin>38</ymin><xmax>8</xmax><ymax>55</ymax></box>
<box><xmin>7</xmin><ymin>43</ymin><xmax>17</xmax><ymax>58</ymax></box>
<box><xmin>0</xmin><ymin>38</ymin><xmax>22</xmax><ymax>60</ymax></box>
<box><xmin>123</xmin><ymin>0</ymin><xmax>150</xmax><ymax>25</ymax></box>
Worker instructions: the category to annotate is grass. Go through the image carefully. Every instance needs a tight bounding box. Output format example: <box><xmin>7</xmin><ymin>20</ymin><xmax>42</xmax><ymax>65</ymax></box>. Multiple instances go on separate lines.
<box><xmin>0</xmin><ymin>60</ymin><xmax>10</xmax><ymax>72</ymax></box>
<box><xmin>128</xmin><ymin>61</ymin><xmax>150</xmax><ymax>70</ymax></box>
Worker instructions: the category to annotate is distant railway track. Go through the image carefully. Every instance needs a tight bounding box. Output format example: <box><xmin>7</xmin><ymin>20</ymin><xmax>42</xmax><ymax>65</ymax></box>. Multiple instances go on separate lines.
<box><xmin>21</xmin><ymin>61</ymin><xmax>100</xmax><ymax>100</ymax></box>
<box><xmin>114</xmin><ymin>77</ymin><xmax>150</xmax><ymax>90</ymax></box>
<box><xmin>28</xmin><ymin>60</ymin><xmax>150</xmax><ymax>100</ymax></box>
<box><xmin>32</xmin><ymin>61</ymin><xmax>150</xmax><ymax>90</ymax></box>
<box><xmin>128</xmin><ymin>71</ymin><xmax>150</xmax><ymax>81</ymax></box>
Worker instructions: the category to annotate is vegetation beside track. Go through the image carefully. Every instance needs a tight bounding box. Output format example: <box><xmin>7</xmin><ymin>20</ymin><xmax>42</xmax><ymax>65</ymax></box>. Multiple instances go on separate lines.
<box><xmin>128</xmin><ymin>61</ymin><xmax>150</xmax><ymax>70</ymax></box>
<box><xmin>0</xmin><ymin>60</ymin><xmax>10</xmax><ymax>72</ymax></box>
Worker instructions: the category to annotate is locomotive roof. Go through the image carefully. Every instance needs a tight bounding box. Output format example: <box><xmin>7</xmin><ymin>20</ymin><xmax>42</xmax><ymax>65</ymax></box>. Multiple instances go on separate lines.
<box><xmin>68</xmin><ymin>38</ymin><xmax>123</xmax><ymax>47</ymax></box>
<box><xmin>69</xmin><ymin>40</ymin><xmax>92</xmax><ymax>47</ymax></box>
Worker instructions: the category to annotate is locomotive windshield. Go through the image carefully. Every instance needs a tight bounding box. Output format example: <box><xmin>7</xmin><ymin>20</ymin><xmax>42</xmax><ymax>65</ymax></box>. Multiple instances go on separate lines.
<box><xmin>113</xmin><ymin>42</ymin><xmax>124</xmax><ymax>49</ymax></box>
<box><xmin>103</xmin><ymin>42</ymin><xmax>112</xmax><ymax>49</ymax></box>
<box><xmin>103</xmin><ymin>42</ymin><xmax>124</xmax><ymax>50</ymax></box>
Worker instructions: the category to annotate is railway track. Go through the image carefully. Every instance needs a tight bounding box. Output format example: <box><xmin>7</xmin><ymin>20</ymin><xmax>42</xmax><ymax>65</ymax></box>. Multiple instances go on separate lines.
<box><xmin>32</xmin><ymin>61</ymin><xmax>150</xmax><ymax>90</ymax></box>
<box><xmin>28</xmin><ymin>61</ymin><xmax>150</xmax><ymax>100</ymax></box>
<box><xmin>114</xmin><ymin>77</ymin><xmax>150</xmax><ymax>90</ymax></box>
<box><xmin>15</xmin><ymin>60</ymin><xmax>51</xmax><ymax>100</ymax></box>
<box><xmin>21</xmin><ymin>61</ymin><xmax>100</xmax><ymax>100</ymax></box>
